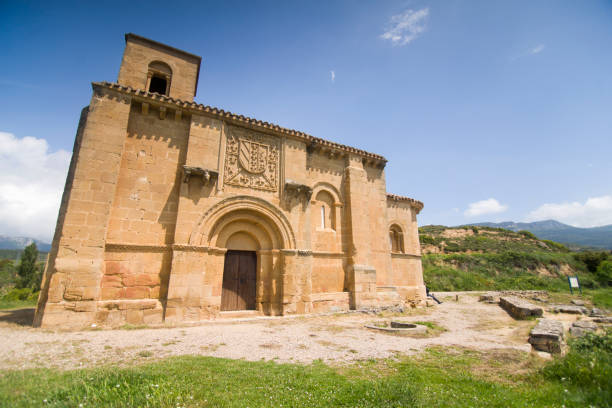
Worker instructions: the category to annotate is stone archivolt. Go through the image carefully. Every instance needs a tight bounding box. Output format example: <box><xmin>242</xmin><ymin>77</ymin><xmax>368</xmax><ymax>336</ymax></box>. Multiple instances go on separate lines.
<box><xmin>34</xmin><ymin>34</ymin><xmax>426</xmax><ymax>329</ymax></box>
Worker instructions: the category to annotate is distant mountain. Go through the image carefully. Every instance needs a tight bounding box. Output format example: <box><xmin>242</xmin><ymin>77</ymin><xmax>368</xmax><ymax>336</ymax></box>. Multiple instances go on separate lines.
<box><xmin>465</xmin><ymin>220</ymin><xmax>612</xmax><ymax>250</ymax></box>
<box><xmin>0</xmin><ymin>235</ymin><xmax>51</xmax><ymax>252</ymax></box>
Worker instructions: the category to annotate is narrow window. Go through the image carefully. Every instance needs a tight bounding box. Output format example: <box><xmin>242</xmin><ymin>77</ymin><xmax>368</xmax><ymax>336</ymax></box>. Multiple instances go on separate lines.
<box><xmin>149</xmin><ymin>75</ymin><xmax>167</xmax><ymax>95</ymax></box>
<box><xmin>389</xmin><ymin>225</ymin><xmax>405</xmax><ymax>253</ymax></box>
<box><xmin>321</xmin><ymin>205</ymin><xmax>326</xmax><ymax>229</ymax></box>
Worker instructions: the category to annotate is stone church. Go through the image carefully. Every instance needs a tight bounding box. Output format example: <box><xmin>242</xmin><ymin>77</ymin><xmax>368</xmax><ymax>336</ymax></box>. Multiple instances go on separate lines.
<box><xmin>34</xmin><ymin>34</ymin><xmax>426</xmax><ymax>328</ymax></box>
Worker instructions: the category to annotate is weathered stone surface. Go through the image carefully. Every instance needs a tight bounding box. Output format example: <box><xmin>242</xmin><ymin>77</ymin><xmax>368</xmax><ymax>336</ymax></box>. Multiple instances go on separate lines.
<box><xmin>551</xmin><ymin>305</ymin><xmax>588</xmax><ymax>315</ymax></box>
<box><xmin>500</xmin><ymin>296</ymin><xmax>543</xmax><ymax>319</ymax></box>
<box><xmin>593</xmin><ymin>316</ymin><xmax>612</xmax><ymax>324</ymax></box>
<box><xmin>570</xmin><ymin>320</ymin><xmax>598</xmax><ymax>337</ymax></box>
<box><xmin>570</xmin><ymin>299</ymin><xmax>585</xmax><ymax>306</ymax></box>
<box><xmin>529</xmin><ymin>319</ymin><xmax>564</xmax><ymax>353</ymax></box>
<box><xmin>590</xmin><ymin>308</ymin><xmax>606</xmax><ymax>317</ymax></box>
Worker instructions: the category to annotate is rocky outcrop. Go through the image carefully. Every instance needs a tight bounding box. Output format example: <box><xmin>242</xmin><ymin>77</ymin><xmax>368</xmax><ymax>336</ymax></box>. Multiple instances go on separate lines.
<box><xmin>499</xmin><ymin>296</ymin><xmax>543</xmax><ymax>319</ymax></box>
<box><xmin>529</xmin><ymin>319</ymin><xmax>564</xmax><ymax>353</ymax></box>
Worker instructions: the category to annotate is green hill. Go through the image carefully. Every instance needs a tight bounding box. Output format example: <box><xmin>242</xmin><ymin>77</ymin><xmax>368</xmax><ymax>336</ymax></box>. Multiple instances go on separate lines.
<box><xmin>468</xmin><ymin>220</ymin><xmax>612</xmax><ymax>250</ymax></box>
<box><xmin>419</xmin><ymin>225</ymin><xmax>612</xmax><ymax>307</ymax></box>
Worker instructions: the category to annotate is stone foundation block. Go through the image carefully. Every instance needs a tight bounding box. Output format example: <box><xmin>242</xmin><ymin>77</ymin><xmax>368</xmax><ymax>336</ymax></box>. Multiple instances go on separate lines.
<box><xmin>500</xmin><ymin>296</ymin><xmax>543</xmax><ymax>319</ymax></box>
<box><xmin>529</xmin><ymin>319</ymin><xmax>564</xmax><ymax>353</ymax></box>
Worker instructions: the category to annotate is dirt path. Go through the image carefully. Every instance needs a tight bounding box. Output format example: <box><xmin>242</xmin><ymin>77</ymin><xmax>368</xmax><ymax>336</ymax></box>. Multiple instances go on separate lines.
<box><xmin>0</xmin><ymin>295</ymin><xmax>543</xmax><ymax>370</ymax></box>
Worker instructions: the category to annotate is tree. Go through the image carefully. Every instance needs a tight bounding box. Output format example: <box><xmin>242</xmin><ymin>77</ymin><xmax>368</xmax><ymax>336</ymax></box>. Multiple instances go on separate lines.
<box><xmin>17</xmin><ymin>243</ymin><xmax>41</xmax><ymax>290</ymax></box>
<box><xmin>595</xmin><ymin>260</ymin><xmax>612</xmax><ymax>287</ymax></box>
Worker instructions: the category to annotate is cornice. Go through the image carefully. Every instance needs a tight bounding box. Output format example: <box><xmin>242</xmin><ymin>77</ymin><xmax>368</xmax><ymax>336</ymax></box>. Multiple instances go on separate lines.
<box><xmin>91</xmin><ymin>81</ymin><xmax>388</xmax><ymax>163</ymax></box>
<box><xmin>386</xmin><ymin>193</ymin><xmax>425</xmax><ymax>212</ymax></box>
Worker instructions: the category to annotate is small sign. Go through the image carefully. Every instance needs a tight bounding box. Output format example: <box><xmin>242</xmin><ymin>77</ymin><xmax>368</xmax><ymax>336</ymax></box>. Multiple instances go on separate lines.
<box><xmin>568</xmin><ymin>276</ymin><xmax>581</xmax><ymax>294</ymax></box>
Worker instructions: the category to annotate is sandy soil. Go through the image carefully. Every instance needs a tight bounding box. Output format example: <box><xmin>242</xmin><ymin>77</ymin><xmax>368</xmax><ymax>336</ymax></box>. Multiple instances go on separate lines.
<box><xmin>0</xmin><ymin>294</ymin><xmax>577</xmax><ymax>370</ymax></box>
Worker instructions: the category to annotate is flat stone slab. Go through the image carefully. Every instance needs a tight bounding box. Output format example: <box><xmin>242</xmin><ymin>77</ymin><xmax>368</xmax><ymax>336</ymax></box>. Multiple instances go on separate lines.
<box><xmin>551</xmin><ymin>305</ymin><xmax>588</xmax><ymax>315</ymax></box>
<box><xmin>570</xmin><ymin>299</ymin><xmax>585</xmax><ymax>306</ymax></box>
<box><xmin>364</xmin><ymin>322</ymin><xmax>427</xmax><ymax>335</ymax></box>
<box><xmin>593</xmin><ymin>316</ymin><xmax>612</xmax><ymax>324</ymax></box>
<box><xmin>529</xmin><ymin>319</ymin><xmax>564</xmax><ymax>353</ymax></box>
<box><xmin>590</xmin><ymin>308</ymin><xmax>606</xmax><ymax>317</ymax></box>
<box><xmin>499</xmin><ymin>296</ymin><xmax>543</xmax><ymax>319</ymax></box>
<box><xmin>570</xmin><ymin>320</ymin><xmax>598</xmax><ymax>337</ymax></box>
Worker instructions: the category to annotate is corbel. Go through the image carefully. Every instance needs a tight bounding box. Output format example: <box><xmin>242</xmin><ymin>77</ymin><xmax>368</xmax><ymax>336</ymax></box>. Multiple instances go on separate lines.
<box><xmin>284</xmin><ymin>180</ymin><xmax>313</xmax><ymax>203</ymax></box>
<box><xmin>159</xmin><ymin>106</ymin><xmax>167</xmax><ymax>120</ymax></box>
<box><xmin>141</xmin><ymin>102</ymin><xmax>149</xmax><ymax>115</ymax></box>
<box><xmin>182</xmin><ymin>165</ymin><xmax>219</xmax><ymax>185</ymax></box>
<box><xmin>175</xmin><ymin>109</ymin><xmax>182</xmax><ymax>121</ymax></box>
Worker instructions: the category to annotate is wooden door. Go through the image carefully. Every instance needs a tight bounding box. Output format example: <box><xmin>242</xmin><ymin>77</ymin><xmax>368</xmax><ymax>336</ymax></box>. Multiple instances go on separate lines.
<box><xmin>221</xmin><ymin>250</ymin><xmax>257</xmax><ymax>311</ymax></box>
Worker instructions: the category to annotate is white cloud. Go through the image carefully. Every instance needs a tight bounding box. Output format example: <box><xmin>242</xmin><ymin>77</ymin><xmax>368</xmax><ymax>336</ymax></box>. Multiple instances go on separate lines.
<box><xmin>526</xmin><ymin>195</ymin><xmax>612</xmax><ymax>227</ymax></box>
<box><xmin>464</xmin><ymin>198</ymin><xmax>508</xmax><ymax>217</ymax></box>
<box><xmin>330</xmin><ymin>70</ymin><xmax>335</xmax><ymax>83</ymax></box>
<box><xmin>380</xmin><ymin>8</ymin><xmax>429</xmax><ymax>46</ymax></box>
<box><xmin>529</xmin><ymin>44</ymin><xmax>545</xmax><ymax>55</ymax></box>
<box><xmin>0</xmin><ymin>132</ymin><xmax>71</xmax><ymax>242</ymax></box>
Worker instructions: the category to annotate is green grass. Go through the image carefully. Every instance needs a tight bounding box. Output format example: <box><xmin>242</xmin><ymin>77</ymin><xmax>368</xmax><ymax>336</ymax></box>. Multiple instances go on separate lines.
<box><xmin>589</xmin><ymin>287</ymin><xmax>612</xmax><ymax>309</ymax></box>
<box><xmin>0</xmin><ymin>346</ymin><xmax>606</xmax><ymax>408</ymax></box>
<box><xmin>0</xmin><ymin>298</ymin><xmax>37</xmax><ymax>310</ymax></box>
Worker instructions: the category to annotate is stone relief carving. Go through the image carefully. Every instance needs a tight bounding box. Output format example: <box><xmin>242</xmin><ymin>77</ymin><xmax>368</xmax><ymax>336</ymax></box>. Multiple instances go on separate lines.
<box><xmin>224</xmin><ymin>126</ymin><xmax>279</xmax><ymax>191</ymax></box>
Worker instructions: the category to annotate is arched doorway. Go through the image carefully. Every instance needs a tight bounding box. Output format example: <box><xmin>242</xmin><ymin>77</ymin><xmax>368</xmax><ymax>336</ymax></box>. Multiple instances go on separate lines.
<box><xmin>188</xmin><ymin>196</ymin><xmax>296</xmax><ymax>315</ymax></box>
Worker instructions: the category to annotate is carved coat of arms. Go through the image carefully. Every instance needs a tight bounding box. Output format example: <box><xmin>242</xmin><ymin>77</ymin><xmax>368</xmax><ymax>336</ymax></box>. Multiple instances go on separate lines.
<box><xmin>224</xmin><ymin>127</ymin><xmax>279</xmax><ymax>191</ymax></box>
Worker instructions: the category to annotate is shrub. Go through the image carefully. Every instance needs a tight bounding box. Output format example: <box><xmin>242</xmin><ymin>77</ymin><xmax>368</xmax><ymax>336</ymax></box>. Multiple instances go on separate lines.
<box><xmin>543</xmin><ymin>330</ymin><xmax>612</xmax><ymax>406</ymax></box>
<box><xmin>541</xmin><ymin>240</ymin><xmax>569</xmax><ymax>252</ymax></box>
<box><xmin>595</xmin><ymin>260</ymin><xmax>612</xmax><ymax>286</ymax></box>
<box><xmin>2</xmin><ymin>287</ymin><xmax>35</xmax><ymax>301</ymax></box>
<box><xmin>518</xmin><ymin>230</ymin><xmax>536</xmax><ymax>239</ymax></box>
<box><xmin>419</xmin><ymin>235</ymin><xmax>436</xmax><ymax>245</ymax></box>
<box><xmin>573</xmin><ymin>251</ymin><xmax>609</xmax><ymax>272</ymax></box>
<box><xmin>443</xmin><ymin>242</ymin><xmax>461</xmax><ymax>253</ymax></box>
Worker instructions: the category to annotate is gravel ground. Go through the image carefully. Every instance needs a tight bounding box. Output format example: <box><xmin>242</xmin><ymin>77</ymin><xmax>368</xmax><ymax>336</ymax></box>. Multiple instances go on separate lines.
<box><xmin>0</xmin><ymin>294</ymin><xmax>539</xmax><ymax>370</ymax></box>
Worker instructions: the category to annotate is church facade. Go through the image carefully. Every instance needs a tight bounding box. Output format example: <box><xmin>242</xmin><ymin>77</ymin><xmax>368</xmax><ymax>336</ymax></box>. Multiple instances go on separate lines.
<box><xmin>34</xmin><ymin>34</ymin><xmax>426</xmax><ymax>328</ymax></box>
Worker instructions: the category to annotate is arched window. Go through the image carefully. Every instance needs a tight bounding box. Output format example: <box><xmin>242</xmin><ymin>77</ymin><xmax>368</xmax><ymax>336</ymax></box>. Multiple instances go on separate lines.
<box><xmin>389</xmin><ymin>224</ymin><xmax>404</xmax><ymax>253</ymax></box>
<box><xmin>315</xmin><ymin>190</ymin><xmax>335</xmax><ymax>230</ymax></box>
<box><xmin>147</xmin><ymin>61</ymin><xmax>172</xmax><ymax>95</ymax></box>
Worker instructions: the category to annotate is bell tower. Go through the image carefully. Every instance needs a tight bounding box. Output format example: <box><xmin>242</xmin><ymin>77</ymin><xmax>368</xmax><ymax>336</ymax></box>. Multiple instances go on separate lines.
<box><xmin>117</xmin><ymin>33</ymin><xmax>201</xmax><ymax>102</ymax></box>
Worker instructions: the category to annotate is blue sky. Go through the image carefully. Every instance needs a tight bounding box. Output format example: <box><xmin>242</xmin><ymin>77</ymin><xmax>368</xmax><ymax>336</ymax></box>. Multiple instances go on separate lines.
<box><xmin>1</xmin><ymin>0</ymin><xmax>611</xmax><ymax>241</ymax></box>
